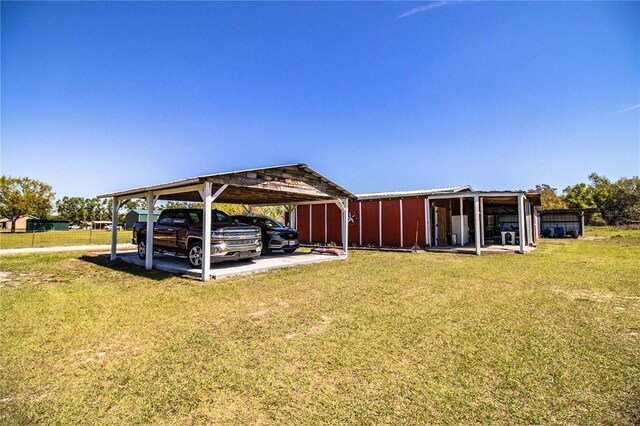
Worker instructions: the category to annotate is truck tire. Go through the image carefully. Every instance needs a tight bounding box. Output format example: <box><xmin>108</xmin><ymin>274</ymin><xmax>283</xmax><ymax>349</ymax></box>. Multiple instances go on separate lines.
<box><xmin>137</xmin><ymin>239</ymin><xmax>146</xmax><ymax>259</ymax></box>
<box><xmin>188</xmin><ymin>240</ymin><xmax>203</xmax><ymax>268</ymax></box>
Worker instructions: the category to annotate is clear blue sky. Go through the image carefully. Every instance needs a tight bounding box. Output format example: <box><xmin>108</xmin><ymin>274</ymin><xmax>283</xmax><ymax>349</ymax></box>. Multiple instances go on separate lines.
<box><xmin>2</xmin><ymin>1</ymin><xmax>638</xmax><ymax>199</ymax></box>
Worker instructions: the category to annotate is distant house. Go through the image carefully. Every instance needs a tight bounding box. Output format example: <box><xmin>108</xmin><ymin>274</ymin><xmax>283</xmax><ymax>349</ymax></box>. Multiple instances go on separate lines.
<box><xmin>0</xmin><ymin>214</ymin><xmax>37</xmax><ymax>231</ymax></box>
<box><xmin>90</xmin><ymin>221</ymin><xmax>112</xmax><ymax>230</ymax></box>
<box><xmin>124</xmin><ymin>210</ymin><xmax>162</xmax><ymax>230</ymax></box>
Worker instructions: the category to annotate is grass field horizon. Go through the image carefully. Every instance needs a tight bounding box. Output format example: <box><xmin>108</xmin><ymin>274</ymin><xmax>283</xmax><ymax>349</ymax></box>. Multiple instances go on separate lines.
<box><xmin>0</xmin><ymin>229</ymin><xmax>132</xmax><ymax>250</ymax></box>
<box><xmin>1</xmin><ymin>227</ymin><xmax>638</xmax><ymax>424</ymax></box>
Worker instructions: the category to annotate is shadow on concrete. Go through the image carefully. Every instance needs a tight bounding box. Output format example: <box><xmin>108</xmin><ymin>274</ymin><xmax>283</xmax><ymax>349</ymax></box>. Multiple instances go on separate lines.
<box><xmin>80</xmin><ymin>249</ymin><xmax>346</xmax><ymax>281</ymax></box>
<box><xmin>79</xmin><ymin>253</ymin><xmax>187</xmax><ymax>282</ymax></box>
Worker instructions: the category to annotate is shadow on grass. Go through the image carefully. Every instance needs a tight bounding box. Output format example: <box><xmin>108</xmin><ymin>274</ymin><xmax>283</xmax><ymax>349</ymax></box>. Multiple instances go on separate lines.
<box><xmin>79</xmin><ymin>253</ymin><xmax>191</xmax><ymax>282</ymax></box>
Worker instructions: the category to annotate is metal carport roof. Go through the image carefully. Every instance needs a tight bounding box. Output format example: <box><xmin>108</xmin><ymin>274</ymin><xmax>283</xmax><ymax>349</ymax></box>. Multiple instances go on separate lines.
<box><xmin>97</xmin><ymin>163</ymin><xmax>355</xmax><ymax>204</ymax></box>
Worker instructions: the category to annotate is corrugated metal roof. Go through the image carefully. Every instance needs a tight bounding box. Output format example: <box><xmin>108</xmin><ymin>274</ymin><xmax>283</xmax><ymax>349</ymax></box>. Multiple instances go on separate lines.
<box><xmin>356</xmin><ymin>185</ymin><xmax>472</xmax><ymax>200</ymax></box>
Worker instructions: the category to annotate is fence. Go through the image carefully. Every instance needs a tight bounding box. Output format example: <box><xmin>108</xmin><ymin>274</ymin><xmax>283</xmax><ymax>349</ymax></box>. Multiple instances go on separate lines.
<box><xmin>0</xmin><ymin>229</ymin><xmax>132</xmax><ymax>250</ymax></box>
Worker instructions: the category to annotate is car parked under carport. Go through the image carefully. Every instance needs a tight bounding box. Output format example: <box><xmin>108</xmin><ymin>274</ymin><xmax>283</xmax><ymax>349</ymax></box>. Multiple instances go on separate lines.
<box><xmin>231</xmin><ymin>215</ymin><xmax>299</xmax><ymax>254</ymax></box>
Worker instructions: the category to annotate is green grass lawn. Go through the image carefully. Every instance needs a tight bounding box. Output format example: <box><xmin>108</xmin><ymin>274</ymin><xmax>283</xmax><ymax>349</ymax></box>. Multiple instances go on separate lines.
<box><xmin>0</xmin><ymin>229</ymin><xmax>132</xmax><ymax>249</ymax></box>
<box><xmin>1</xmin><ymin>228</ymin><xmax>638</xmax><ymax>424</ymax></box>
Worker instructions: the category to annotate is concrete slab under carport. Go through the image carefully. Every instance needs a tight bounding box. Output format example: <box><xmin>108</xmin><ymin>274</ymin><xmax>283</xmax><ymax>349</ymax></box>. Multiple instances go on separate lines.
<box><xmin>119</xmin><ymin>250</ymin><xmax>346</xmax><ymax>280</ymax></box>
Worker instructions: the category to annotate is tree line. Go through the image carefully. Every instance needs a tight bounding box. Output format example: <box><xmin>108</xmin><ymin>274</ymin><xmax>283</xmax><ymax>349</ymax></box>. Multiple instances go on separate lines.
<box><xmin>0</xmin><ymin>175</ymin><xmax>286</xmax><ymax>232</ymax></box>
<box><xmin>533</xmin><ymin>173</ymin><xmax>640</xmax><ymax>225</ymax></box>
<box><xmin>1</xmin><ymin>173</ymin><xmax>637</xmax><ymax>232</ymax></box>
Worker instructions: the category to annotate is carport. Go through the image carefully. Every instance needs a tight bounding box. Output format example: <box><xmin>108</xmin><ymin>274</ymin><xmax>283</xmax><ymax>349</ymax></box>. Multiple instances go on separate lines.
<box><xmin>97</xmin><ymin>164</ymin><xmax>355</xmax><ymax>281</ymax></box>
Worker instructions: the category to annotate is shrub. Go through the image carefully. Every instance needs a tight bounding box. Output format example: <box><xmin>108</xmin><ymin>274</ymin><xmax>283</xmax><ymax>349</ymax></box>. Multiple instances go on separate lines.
<box><xmin>589</xmin><ymin>213</ymin><xmax>607</xmax><ymax>226</ymax></box>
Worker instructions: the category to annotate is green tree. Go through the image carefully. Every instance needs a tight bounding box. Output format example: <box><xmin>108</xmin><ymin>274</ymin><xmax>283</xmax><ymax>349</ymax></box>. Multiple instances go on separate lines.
<box><xmin>213</xmin><ymin>203</ymin><xmax>246</xmax><ymax>216</ymax></box>
<box><xmin>562</xmin><ymin>183</ymin><xmax>598</xmax><ymax>209</ymax></box>
<box><xmin>0</xmin><ymin>176</ymin><xmax>55</xmax><ymax>232</ymax></box>
<box><xmin>587</xmin><ymin>173</ymin><xmax>611</xmax><ymax>208</ymax></box>
<box><xmin>121</xmin><ymin>199</ymin><xmax>147</xmax><ymax>212</ymax></box>
<box><xmin>602</xmin><ymin>176</ymin><xmax>640</xmax><ymax>224</ymax></box>
<box><xmin>562</xmin><ymin>172</ymin><xmax>639</xmax><ymax>224</ymax></box>
<box><xmin>56</xmin><ymin>197</ymin><xmax>110</xmax><ymax>226</ymax></box>
<box><xmin>254</xmin><ymin>205</ymin><xmax>286</xmax><ymax>223</ymax></box>
<box><xmin>533</xmin><ymin>184</ymin><xmax>567</xmax><ymax>210</ymax></box>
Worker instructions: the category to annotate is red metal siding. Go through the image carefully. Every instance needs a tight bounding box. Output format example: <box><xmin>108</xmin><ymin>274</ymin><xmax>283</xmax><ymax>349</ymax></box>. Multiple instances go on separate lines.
<box><xmin>360</xmin><ymin>200</ymin><xmax>380</xmax><ymax>246</ymax></box>
<box><xmin>311</xmin><ymin>204</ymin><xmax>325</xmax><ymax>244</ymax></box>
<box><xmin>402</xmin><ymin>198</ymin><xmax>427</xmax><ymax>248</ymax></box>
<box><xmin>326</xmin><ymin>203</ymin><xmax>342</xmax><ymax>244</ymax></box>
<box><xmin>299</xmin><ymin>198</ymin><xmax>427</xmax><ymax>248</ymax></box>
<box><xmin>382</xmin><ymin>199</ymin><xmax>401</xmax><ymax>247</ymax></box>
<box><xmin>297</xmin><ymin>205</ymin><xmax>310</xmax><ymax>243</ymax></box>
<box><xmin>348</xmin><ymin>201</ymin><xmax>360</xmax><ymax>245</ymax></box>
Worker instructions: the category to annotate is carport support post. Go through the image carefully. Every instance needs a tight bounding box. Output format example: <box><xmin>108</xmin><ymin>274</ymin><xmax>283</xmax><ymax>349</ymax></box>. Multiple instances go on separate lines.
<box><xmin>201</xmin><ymin>182</ymin><xmax>213</xmax><ymax>281</ymax></box>
<box><xmin>474</xmin><ymin>196</ymin><xmax>481</xmax><ymax>255</ymax></box>
<box><xmin>526</xmin><ymin>201</ymin><xmax>533</xmax><ymax>246</ymax></box>
<box><xmin>335</xmin><ymin>198</ymin><xmax>349</xmax><ymax>256</ymax></box>
<box><xmin>342</xmin><ymin>199</ymin><xmax>349</xmax><ymax>256</ymax></box>
<box><xmin>145</xmin><ymin>192</ymin><xmax>155</xmax><ymax>270</ymax></box>
<box><xmin>293</xmin><ymin>206</ymin><xmax>298</xmax><ymax>229</ymax></box>
<box><xmin>459</xmin><ymin>198</ymin><xmax>464</xmax><ymax>246</ymax></box>
<box><xmin>518</xmin><ymin>194</ymin><xmax>525</xmax><ymax>254</ymax></box>
<box><xmin>199</xmin><ymin>183</ymin><xmax>228</xmax><ymax>282</ymax></box>
<box><xmin>425</xmin><ymin>198</ymin><xmax>431</xmax><ymax>247</ymax></box>
<box><xmin>480</xmin><ymin>197</ymin><xmax>485</xmax><ymax>246</ymax></box>
<box><xmin>110</xmin><ymin>197</ymin><xmax>120</xmax><ymax>261</ymax></box>
<box><xmin>580</xmin><ymin>211</ymin><xmax>585</xmax><ymax>237</ymax></box>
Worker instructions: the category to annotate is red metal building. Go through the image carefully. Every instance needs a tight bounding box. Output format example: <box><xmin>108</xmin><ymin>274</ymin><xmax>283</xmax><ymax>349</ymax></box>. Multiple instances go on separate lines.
<box><xmin>286</xmin><ymin>186</ymin><xmax>542</xmax><ymax>254</ymax></box>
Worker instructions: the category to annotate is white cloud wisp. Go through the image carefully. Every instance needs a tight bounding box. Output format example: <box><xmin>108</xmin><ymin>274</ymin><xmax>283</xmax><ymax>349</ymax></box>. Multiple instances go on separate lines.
<box><xmin>398</xmin><ymin>1</ymin><xmax>452</xmax><ymax>19</ymax></box>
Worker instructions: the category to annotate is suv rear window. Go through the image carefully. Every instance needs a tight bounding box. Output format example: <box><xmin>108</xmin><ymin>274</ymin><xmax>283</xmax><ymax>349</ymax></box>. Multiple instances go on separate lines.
<box><xmin>214</xmin><ymin>211</ymin><xmax>230</xmax><ymax>223</ymax></box>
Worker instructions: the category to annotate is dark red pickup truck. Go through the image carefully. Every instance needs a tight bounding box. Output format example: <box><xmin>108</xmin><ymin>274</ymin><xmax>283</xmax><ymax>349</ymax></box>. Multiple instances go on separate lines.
<box><xmin>132</xmin><ymin>208</ymin><xmax>262</xmax><ymax>267</ymax></box>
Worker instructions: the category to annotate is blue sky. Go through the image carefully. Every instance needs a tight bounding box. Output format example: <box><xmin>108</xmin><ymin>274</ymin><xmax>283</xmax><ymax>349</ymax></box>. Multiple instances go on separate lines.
<box><xmin>2</xmin><ymin>1</ymin><xmax>638</xmax><ymax>199</ymax></box>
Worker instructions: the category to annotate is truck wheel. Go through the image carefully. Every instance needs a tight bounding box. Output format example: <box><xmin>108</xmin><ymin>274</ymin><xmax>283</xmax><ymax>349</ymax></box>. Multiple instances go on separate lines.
<box><xmin>188</xmin><ymin>241</ymin><xmax>203</xmax><ymax>268</ymax></box>
<box><xmin>137</xmin><ymin>239</ymin><xmax>146</xmax><ymax>259</ymax></box>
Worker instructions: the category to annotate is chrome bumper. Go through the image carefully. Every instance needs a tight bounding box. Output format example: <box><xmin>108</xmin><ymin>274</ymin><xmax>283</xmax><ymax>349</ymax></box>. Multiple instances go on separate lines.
<box><xmin>210</xmin><ymin>240</ymin><xmax>262</xmax><ymax>262</ymax></box>
<box><xmin>268</xmin><ymin>239</ymin><xmax>299</xmax><ymax>250</ymax></box>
